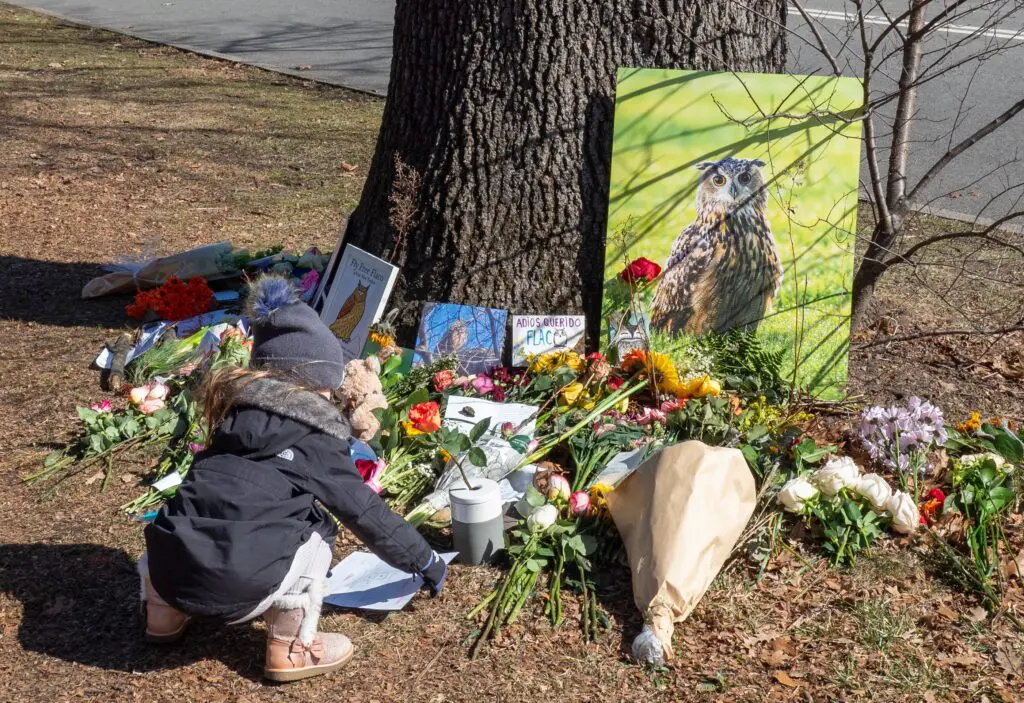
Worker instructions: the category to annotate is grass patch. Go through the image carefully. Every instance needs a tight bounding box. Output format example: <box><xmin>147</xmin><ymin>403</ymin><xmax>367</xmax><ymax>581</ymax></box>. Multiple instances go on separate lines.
<box><xmin>850</xmin><ymin>598</ymin><xmax>915</xmax><ymax>653</ymax></box>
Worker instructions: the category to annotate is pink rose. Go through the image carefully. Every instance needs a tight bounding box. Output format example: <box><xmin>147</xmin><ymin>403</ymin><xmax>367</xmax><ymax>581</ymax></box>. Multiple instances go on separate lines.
<box><xmin>146</xmin><ymin>383</ymin><xmax>169</xmax><ymax>401</ymax></box>
<box><xmin>546</xmin><ymin>474</ymin><xmax>571</xmax><ymax>502</ymax></box>
<box><xmin>526</xmin><ymin>439</ymin><xmax>540</xmax><ymax>454</ymax></box>
<box><xmin>432</xmin><ymin>370</ymin><xmax>455</xmax><ymax>392</ymax></box>
<box><xmin>500</xmin><ymin>422</ymin><xmax>515</xmax><ymax>438</ymax></box>
<box><xmin>472</xmin><ymin>375</ymin><xmax>495</xmax><ymax>394</ymax></box>
<box><xmin>188</xmin><ymin>442</ymin><xmax>206</xmax><ymax>454</ymax></box>
<box><xmin>90</xmin><ymin>400</ymin><xmax>112</xmax><ymax>413</ymax></box>
<box><xmin>299</xmin><ymin>268</ymin><xmax>319</xmax><ymax>293</ymax></box>
<box><xmin>635</xmin><ymin>407</ymin><xmax>666</xmax><ymax>426</ymax></box>
<box><xmin>129</xmin><ymin>386</ymin><xmax>150</xmax><ymax>406</ymax></box>
<box><xmin>356</xmin><ymin>458</ymin><xmax>386</xmax><ymax>494</ymax></box>
<box><xmin>138</xmin><ymin>398</ymin><xmax>166</xmax><ymax>415</ymax></box>
<box><xmin>569</xmin><ymin>491</ymin><xmax>591</xmax><ymax>516</ymax></box>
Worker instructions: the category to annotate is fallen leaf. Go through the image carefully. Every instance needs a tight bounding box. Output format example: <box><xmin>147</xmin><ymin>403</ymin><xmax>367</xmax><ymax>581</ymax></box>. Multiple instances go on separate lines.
<box><xmin>995</xmin><ymin>643</ymin><xmax>1023</xmax><ymax>678</ymax></box>
<box><xmin>968</xmin><ymin>606</ymin><xmax>988</xmax><ymax>623</ymax></box>
<box><xmin>121</xmin><ymin>473</ymin><xmax>136</xmax><ymax>484</ymax></box>
<box><xmin>48</xmin><ymin>61</ymin><xmax>63</xmax><ymax>68</ymax></box>
<box><xmin>773</xmin><ymin>671</ymin><xmax>801</xmax><ymax>688</ymax></box>
<box><xmin>771</xmin><ymin>636</ymin><xmax>798</xmax><ymax>656</ymax></box>
<box><xmin>339</xmin><ymin>162</ymin><xmax>358</xmax><ymax>172</ymax></box>
<box><xmin>936</xmin><ymin>605</ymin><xmax>958</xmax><ymax>622</ymax></box>
<box><xmin>761</xmin><ymin>648</ymin><xmax>786</xmax><ymax>667</ymax></box>
<box><xmin>84</xmin><ymin>470</ymin><xmax>105</xmax><ymax>486</ymax></box>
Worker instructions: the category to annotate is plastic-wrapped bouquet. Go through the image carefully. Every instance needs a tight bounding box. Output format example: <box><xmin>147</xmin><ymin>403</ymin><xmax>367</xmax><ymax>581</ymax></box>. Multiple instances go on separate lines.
<box><xmin>859</xmin><ymin>397</ymin><xmax>947</xmax><ymax>477</ymax></box>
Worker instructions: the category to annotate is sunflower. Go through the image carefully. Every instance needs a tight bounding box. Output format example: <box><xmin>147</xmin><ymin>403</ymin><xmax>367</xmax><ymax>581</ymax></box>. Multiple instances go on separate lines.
<box><xmin>527</xmin><ymin>349</ymin><xmax>584</xmax><ymax>375</ymax></box>
<box><xmin>619</xmin><ymin>349</ymin><xmax>685</xmax><ymax>397</ymax></box>
<box><xmin>588</xmin><ymin>482</ymin><xmax>614</xmax><ymax>516</ymax></box>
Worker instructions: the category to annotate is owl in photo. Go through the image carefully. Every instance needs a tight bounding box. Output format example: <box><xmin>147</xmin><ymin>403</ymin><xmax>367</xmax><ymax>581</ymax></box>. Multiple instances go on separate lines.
<box><xmin>330</xmin><ymin>282</ymin><xmax>369</xmax><ymax>342</ymax></box>
<box><xmin>650</xmin><ymin>156</ymin><xmax>783</xmax><ymax>336</ymax></box>
<box><xmin>436</xmin><ymin>318</ymin><xmax>470</xmax><ymax>356</ymax></box>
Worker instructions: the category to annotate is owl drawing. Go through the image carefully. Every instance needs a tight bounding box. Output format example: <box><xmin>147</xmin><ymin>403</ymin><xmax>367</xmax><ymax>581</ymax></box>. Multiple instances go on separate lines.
<box><xmin>436</xmin><ymin>318</ymin><xmax>470</xmax><ymax>357</ymax></box>
<box><xmin>650</xmin><ymin>157</ymin><xmax>783</xmax><ymax>336</ymax></box>
<box><xmin>330</xmin><ymin>282</ymin><xmax>369</xmax><ymax>342</ymax></box>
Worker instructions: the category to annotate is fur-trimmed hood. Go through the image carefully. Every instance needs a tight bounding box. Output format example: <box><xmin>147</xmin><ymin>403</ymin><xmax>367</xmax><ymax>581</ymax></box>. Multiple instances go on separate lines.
<box><xmin>232</xmin><ymin>376</ymin><xmax>351</xmax><ymax>441</ymax></box>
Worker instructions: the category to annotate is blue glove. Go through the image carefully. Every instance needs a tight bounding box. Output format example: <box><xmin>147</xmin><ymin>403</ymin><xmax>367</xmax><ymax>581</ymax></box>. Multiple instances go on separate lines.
<box><xmin>419</xmin><ymin>550</ymin><xmax>448</xmax><ymax>597</ymax></box>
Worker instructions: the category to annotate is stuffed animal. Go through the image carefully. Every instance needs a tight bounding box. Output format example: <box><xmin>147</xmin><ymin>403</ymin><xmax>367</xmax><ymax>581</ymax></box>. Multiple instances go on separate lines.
<box><xmin>337</xmin><ymin>357</ymin><xmax>388</xmax><ymax>441</ymax></box>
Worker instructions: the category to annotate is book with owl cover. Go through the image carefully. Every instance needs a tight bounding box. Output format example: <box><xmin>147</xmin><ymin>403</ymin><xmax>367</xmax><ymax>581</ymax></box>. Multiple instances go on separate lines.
<box><xmin>413</xmin><ymin>303</ymin><xmax>509</xmax><ymax>376</ymax></box>
<box><xmin>511</xmin><ymin>315</ymin><xmax>585</xmax><ymax>366</ymax></box>
<box><xmin>318</xmin><ymin>245</ymin><xmax>399</xmax><ymax>361</ymax></box>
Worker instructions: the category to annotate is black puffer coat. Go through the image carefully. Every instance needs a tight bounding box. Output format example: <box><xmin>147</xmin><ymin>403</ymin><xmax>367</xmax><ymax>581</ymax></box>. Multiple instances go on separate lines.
<box><xmin>144</xmin><ymin>377</ymin><xmax>433</xmax><ymax>621</ymax></box>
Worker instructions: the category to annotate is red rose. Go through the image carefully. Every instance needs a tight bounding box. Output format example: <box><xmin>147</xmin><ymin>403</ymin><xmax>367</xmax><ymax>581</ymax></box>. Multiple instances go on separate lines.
<box><xmin>619</xmin><ymin>257</ymin><xmax>662</xmax><ymax>285</ymax></box>
<box><xmin>490</xmin><ymin>367</ymin><xmax>511</xmax><ymax>382</ymax></box>
<box><xmin>491</xmin><ymin>386</ymin><xmax>506</xmax><ymax>402</ymax></box>
<box><xmin>606</xmin><ymin>375</ymin><xmax>624</xmax><ymax>391</ymax></box>
<box><xmin>927</xmin><ymin>488</ymin><xmax>946</xmax><ymax>504</ymax></box>
<box><xmin>354</xmin><ymin>459</ymin><xmax>377</xmax><ymax>482</ymax></box>
<box><xmin>408</xmin><ymin>401</ymin><xmax>442</xmax><ymax>433</ymax></box>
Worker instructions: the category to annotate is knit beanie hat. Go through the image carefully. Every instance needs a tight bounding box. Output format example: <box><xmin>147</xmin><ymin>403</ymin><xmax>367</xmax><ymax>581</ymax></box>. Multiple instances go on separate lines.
<box><xmin>246</xmin><ymin>275</ymin><xmax>347</xmax><ymax>390</ymax></box>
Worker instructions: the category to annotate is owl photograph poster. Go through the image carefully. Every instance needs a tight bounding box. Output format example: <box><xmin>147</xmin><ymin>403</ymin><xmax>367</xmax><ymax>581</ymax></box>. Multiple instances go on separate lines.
<box><xmin>414</xmin><ymin>303</ymin><xmax>509</xmax><ymax>376</ymax></box>
<box><xmin>603</xmin><ymin>68</ymin><xmax>863</xmax><ymax>398</ymax></box>
<box><xmin>317</xmin><ymin>244</ymin><xmax>399</xmax><ymax>361</ymax></box>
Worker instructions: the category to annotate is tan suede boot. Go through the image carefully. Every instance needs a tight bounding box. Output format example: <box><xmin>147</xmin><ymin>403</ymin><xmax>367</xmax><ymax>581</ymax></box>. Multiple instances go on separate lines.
<box><xmin>143</xmin><ymin>578</ymin><xmax>191</xmax><ymax>644</ymax></box>
<box><xmin>263</xmin><ymin>606</ymin><xmax>353</xmax><ymax>682</ymax></box>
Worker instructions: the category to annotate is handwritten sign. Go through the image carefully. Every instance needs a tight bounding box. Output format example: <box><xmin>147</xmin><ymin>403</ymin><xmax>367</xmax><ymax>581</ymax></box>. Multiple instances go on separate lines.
<box><xmin>511</xmin><ymin>315</ymin><xmax>585</xmax><ymax>366</ymax></box>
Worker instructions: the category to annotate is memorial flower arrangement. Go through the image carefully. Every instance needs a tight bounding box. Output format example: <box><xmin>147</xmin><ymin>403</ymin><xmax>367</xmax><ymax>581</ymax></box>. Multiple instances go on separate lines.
<box><xmin>126</xmin><ymin>276</ymin><xmax>214</xmax><ymax>321</ymax></box>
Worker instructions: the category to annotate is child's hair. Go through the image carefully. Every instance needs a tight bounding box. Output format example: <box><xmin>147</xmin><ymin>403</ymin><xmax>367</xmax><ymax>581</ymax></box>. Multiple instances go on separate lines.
<box><xmin>199</xmin><ymin>365</ymin><xmax>313</xmax><ymax>440</ymax></box>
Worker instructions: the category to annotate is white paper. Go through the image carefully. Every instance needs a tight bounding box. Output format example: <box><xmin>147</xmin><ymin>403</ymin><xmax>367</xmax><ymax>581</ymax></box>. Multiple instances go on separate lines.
<box><xmin>511</xmin><ymin>315</ymin><xmax>585</xmax><ymax>366</ymax></box>
<box><xmin>442</xmin><ymin>396</ymin><xmax>539</xmax><ymax>438</ymax></box>
<box><xmin>151</xmin><ymin>472</ymin><xmax>183</xmax><ymax>492</ymax></box>
<box><xmin>94</xmin><ymin>322</ymin><xmax>169</xmax><ymax>370</ymax></box>
<box><xmin>323</xmin><ymin>551</ymin><xmax>457</xmax><ymax>611</ymax></box>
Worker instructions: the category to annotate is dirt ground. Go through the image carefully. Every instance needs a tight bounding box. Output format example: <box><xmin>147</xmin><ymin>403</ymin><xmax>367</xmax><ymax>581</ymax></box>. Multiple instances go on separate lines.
<box><xmin>1</xmin><ymin>6</ymin><xmax>1022</xmax><ymax>702</ymax></box>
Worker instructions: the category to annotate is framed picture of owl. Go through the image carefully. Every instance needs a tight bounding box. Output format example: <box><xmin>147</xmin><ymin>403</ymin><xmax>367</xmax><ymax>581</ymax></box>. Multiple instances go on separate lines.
<box><xmin>414</xmin><ymin>302</ymin><xmax>509</xmax><ymax>375</ymax></box>
<box><xmin>602</xmin><ymin>68</ymin><xmax>863</xmax><ymax>399</ymax></box>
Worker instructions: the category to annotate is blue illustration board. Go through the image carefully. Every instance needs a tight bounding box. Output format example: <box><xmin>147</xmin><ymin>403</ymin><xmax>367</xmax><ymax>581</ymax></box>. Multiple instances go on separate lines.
<box><xmin>414</xmin><ymin>303</ymin><xmax>508</xmax><ymax>375</ymax></box>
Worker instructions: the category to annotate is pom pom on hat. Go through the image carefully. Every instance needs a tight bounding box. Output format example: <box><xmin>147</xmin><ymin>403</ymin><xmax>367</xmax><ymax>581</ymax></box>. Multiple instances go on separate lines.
<box><xmin>247</xmin><ymin>275</ymin><xmax>300</xmax><ymax>323</ymax></box>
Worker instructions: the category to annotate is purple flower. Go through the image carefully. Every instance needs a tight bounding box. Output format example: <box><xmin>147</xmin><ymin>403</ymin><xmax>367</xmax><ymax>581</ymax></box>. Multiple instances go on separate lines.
<box><xmin>859</xmin><ymin>397</ymin><xmax>947</xmax><ymax>473</ymax></box>
<box><xmin>188</xmin><ymin>442</ymin><xmax>206</xmax><ymax>454</ymax></box>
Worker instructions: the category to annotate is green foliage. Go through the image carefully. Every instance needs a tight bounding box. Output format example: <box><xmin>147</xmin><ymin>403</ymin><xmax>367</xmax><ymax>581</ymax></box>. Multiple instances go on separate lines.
<box><xmin>695</xmin><ymin>329</ymin><xmax>788</xmax><ymax>402</ymax></box>
<box><xmin>812</xmin><ymin>496</ymin><xmax>885</xmax><ymax>566</ymax></box>
<box><xmin>939</xmin><ymin>455</ymin><xmax>1018</xmax><ymax>607</ymax></box>
<box><xmin>382</xmin><ymin>354</ymin><xmax>458</xmax><ymax>406</ymax></box>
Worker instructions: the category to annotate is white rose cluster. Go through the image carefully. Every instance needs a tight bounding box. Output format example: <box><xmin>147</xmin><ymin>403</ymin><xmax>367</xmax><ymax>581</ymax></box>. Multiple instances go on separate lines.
<box><xmin>812</xmin><ymin>456</ymin><xmax>860</xmax><ymax>496</ymax></box>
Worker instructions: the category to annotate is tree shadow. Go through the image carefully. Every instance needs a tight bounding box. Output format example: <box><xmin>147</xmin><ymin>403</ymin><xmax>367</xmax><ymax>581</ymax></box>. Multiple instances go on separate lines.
<box><xmin>0</xmin><ymin>542</ymin><xmax>266</xmax><ymax>680</ymax></box>
<box><xmin>0</xmin><ymin>256</ymin><xmax>132</xmax><ymax>328</ymax></box>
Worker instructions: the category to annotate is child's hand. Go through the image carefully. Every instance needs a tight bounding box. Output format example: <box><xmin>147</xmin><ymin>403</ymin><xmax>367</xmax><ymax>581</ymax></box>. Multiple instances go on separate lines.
<box><xmin>419</xmin><ymin>551</ymin><xmax>448</xmax><ymax>597</ymax></box>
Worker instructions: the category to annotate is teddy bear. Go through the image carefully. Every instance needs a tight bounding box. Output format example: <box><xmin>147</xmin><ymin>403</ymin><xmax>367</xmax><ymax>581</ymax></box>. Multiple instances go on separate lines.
<box><xmin>337</xmin><ymin>357</ymin><xmax>388</xmax><ymax>441</ymax></box>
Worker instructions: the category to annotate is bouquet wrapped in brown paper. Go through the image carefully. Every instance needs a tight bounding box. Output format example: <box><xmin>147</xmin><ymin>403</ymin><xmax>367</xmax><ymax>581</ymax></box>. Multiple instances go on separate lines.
<box><xmin>607</xmin><ymin>441</ymin><xmax>755</xmax><ymax>664</ymax></box>
<box><xmin>81</xmin><ymin>242</ymin><xmax>234</xmax><ymax>299</ymax></box>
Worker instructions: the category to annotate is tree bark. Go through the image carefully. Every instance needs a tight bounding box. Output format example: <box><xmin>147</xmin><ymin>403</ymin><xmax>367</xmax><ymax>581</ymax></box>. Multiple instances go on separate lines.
<box><xmin>347</xmin><ymin>0</ymin><xmax>787</xmax><ymax>346</ymax></box>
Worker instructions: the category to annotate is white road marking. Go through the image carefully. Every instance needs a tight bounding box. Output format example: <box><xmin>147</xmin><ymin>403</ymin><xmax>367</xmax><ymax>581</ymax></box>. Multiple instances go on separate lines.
<box><xmin>796</xmin><ymin>6</ymin><xmax>1024</xmax><ymax>43</ymax></box>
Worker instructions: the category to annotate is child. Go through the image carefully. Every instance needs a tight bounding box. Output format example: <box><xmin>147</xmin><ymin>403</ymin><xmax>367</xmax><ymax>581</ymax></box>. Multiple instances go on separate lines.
<box><xmin>139</xmin><ymin>276</ymin><xmax>446</xmax><ymax>682</ymax></box>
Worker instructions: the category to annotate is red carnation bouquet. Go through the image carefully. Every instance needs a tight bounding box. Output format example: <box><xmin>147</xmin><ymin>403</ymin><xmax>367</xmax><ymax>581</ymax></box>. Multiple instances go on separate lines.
<box><xmin>126</xmin><ymin>276</ymin><xmax>214</xmax><ymax>321</ymax></box>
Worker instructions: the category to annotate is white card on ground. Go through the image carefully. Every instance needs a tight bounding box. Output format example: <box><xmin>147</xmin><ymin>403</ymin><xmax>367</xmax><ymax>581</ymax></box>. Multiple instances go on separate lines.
<box><xmin>323</xmin><ymin>551</ymin><xmax>457</xmax><ymax>611</ymax></box>
<box><xmin>442</xmin><ymin>396</ymin><xmax>538</xmax><ymax>438</ymax></box>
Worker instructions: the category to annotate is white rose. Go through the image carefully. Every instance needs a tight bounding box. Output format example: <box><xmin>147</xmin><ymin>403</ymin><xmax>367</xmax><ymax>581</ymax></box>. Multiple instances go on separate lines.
<box><xmin>959</xmin><ymin>453</ymin><xmax>1006</xmax><ymax>470</ymax></box>
<box><xmin>855</xmin><ymin>473</ymin><xmax>893</xmax><ymax>510</ymax></box>
<box><xmin>526</xmin><ymin>503</ymin><xmax>559</xmax><ymax>533</ymax></box>
<box><xmin>777</xmin><ymin>476</ymin><xmax>819</xmax><ymax>513</ymax></box>
<box><xmin>885</xmin><ymin>491</ymin><xmax>920</xmax><ymax>535</ymax></box>
<box><xmin>812</xmin><ymin>456</ymin><xmax>860</xmax><ymax>497</ymax></box>
<box><xmin>146</xmin><ymin>382</ymin><xmax>169</xmax><ymax>401</ymax></box>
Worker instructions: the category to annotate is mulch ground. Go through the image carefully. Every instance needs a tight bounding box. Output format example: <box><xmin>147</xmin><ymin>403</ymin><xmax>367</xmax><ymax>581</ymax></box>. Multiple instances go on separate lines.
<box><xmin>1</xmin><ymin>5</ymin><xmax>1022</xmax><ymax>702</ymax></box>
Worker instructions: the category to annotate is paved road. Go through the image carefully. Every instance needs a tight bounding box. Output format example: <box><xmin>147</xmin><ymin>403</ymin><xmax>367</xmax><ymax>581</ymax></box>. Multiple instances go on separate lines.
<box><xmin>14</xmin><ymin>0</ymin><xmax>1024</xmax><ymax>223</ymax></box>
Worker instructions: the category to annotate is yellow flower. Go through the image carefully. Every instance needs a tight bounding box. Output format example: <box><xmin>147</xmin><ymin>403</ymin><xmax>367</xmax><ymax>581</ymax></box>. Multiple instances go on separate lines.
<box><xmin>695</xmin><ymin>377</ymin><xmax>722</xmax><ymax>398</ymax></box>
<box><xmin>956</xmin><ymin>411</ymin><xmax>982</xmax><ymax>434</ymax></box>
<box><xmin>439</xmin><ymin>448</ymin><xmax>452</xmax><ymax>463</ymax></box>
<box><xmin>402</xmin><ymin>421</ymin><xmax>426</xmax><ymax>437</ymax></box>
<box><xmin>528</xmin><ymin>349</ymin><xmax>584</xmax><ymax>375</ymax></box>
<box><xmin>647</xmin><ymin>351</ymin><xmax>683</xmax><ymax>397</ymax></box>
<box><xmin>589</xmin><ymin>482</ymin><xmax>614</xmax><ymax>515</ymax></box>
<box><xmin>369</xmin><ymin>330</ymin><xmax>395</xmax><ymax>348</ymax></box>
<box><xmin>558</xmin><ymin>381</ymin><xmax>595</xmax><ymax>409</ymax></box>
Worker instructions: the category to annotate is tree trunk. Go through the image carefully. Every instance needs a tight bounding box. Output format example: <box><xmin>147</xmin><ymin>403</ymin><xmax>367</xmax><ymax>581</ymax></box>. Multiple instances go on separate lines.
<box><xmin>347</xmin><ymin>0</ymin><xmax>787</xmax><ymax>346</ymax></box>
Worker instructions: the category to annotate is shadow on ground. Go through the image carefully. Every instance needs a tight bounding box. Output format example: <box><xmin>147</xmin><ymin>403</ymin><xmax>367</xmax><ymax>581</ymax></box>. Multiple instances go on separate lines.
<box><xmin>0</xmin><ymin>543</ymin><xmax>268</xmax><ymax>679</ymax></box>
